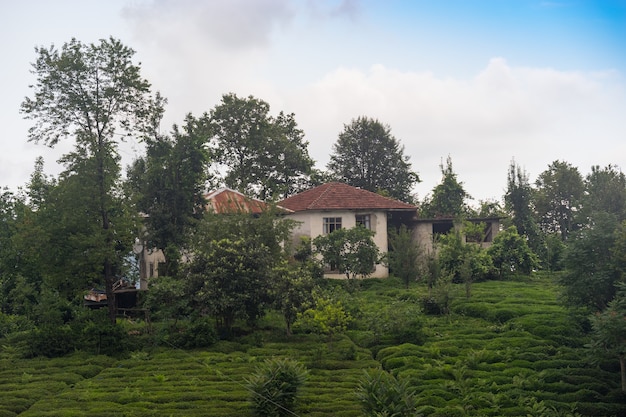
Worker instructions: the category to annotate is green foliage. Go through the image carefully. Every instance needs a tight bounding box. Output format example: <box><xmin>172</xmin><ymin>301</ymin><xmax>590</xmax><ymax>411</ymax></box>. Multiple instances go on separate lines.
<box><xmin>165</xmin><ymin>317</ymin><xmax>219</xmax><ymax>349</ymax></box>
<box><xmin>188</xmin><ymin>237</ymin><xmax>274</xmax><ymax>334</ymax></box>
<box><xmin>144</xmin><ymin>275</ymin><xmax>190</xmax><ymax>323</ymax></box>
<box><xmin>293</xmin><ymin>297</ymin><xmax>352</xmax><ymax>338</ymax></box>
<box><xmin>355</xmin><ymin>368</ymin><xmax>421</xmax><ymax>417</ymax></box>
<box><xmin>327</xmin><ymin>116</ymin><xmax>419</xmax><ymax>203</ymax></box>
<box><xmin>26</xmin><ymin>324</ymin><xmax>75</xmax><ymax>358</ymax></box>
<box><xmin>504</xmin><ymin>160</ymin><xmax>540</xmax><ymax>248</ymax></box>
<box><xmin>437</xmin><ymin>229</ymin><xmax>494</xmax><ymax>286</ymax></box>
<box><xmin>534</xmin><ymin>160</ymin><xmax>584</xmax><ymax>241</ymax></box>
<box><xmin>76</xmin><ymin>315</ymin><xmax>130</xmax><ymax>356</ymax></box>
<box><xmin>582</xmin><ymin>164</ymin><xmax>626</xmax><ymax>223</ymax></box>
<box><xmin>187</xmin><ymin>210</ymin><xmax>297</xmax><ymax>334</ymax></box>
<box><xmin>246</xmin><ymin>357</ymin><xmax>308</xmax><ymax>417</ymax></box>
<box><xmin>126</xmin><ymin>113</ymin><xmax>212</xmax><ymax>275</ymax></box>
<box><xmin>21</xmin><ymin>37</ymin><xmax>161</xmax><ymax>323</ymax></box>
<box><xmin>488</xmin><ymin>226</ymin><xmax>539</xmax><ymax>278</ymax></box>
<box><xmin>271</xmin><ymin>262</ymin><xmax>317</xmax><ymax>335</ymax></box>
<box><xmin>536</xmin><ymin>232</ymin><xmax>566</xmax><ymax>272</ymax></box>
<box><xmin>388</xmin><ymin>225</ymin><xmax>421</xmax><ymax>289</ymax></box>
<box><xmin>0</xmin><ymin>313</ymin><xmax>32</xmax><ymax>337</ymax></box>
<box><xmin>361</xmin><ymin>301</ymin><xmax>425</xmax><ymax>346</ymax></box>
<box><xmin>561</xmin><ymin>214</ymin><xmax>623</xmax><ymax>311</ymax></box>
<box><xmin>421</xmin><ymin>156</ymin><xmax>470</xmax><ymax>217</ymax></box>
<box><xmin>210</xmin><ymin>93</ymin><xmax>314</xmax><ymax>200</ymax></box>
<box><xmin>313</xmin><ymin>226</ymin><xmax>380</xmax><ymax>280</ymax></box>
<box><xmin>588</xmin><ymin>283</ymin><xmax>626</xmax><ymax>392</ymax></box>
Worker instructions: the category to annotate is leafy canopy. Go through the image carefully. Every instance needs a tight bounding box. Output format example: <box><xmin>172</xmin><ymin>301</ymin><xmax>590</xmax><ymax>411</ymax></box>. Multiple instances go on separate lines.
<box><xmin>313</xmin><ymin>226</ymin><xmax>380</xmax><ymax>280</ymax></box>
<box><xmin>327</xmin><ymin>116</ymin><xmax>419</xmax><ymax>203</ymax></box>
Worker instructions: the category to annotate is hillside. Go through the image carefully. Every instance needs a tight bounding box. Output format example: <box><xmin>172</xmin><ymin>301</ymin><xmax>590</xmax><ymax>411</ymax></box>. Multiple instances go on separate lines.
<box><xmin>1</xmin><ymin>274</ymin><xmax>624</xmax><ymax>417</ymax></box>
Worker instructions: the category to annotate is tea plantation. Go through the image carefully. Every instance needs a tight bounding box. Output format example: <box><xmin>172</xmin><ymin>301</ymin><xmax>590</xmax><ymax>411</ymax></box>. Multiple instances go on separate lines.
<box><xmin>1</xmin><ymin>274</ymin><xmax>624</xmax><ymax>416</ymax></box>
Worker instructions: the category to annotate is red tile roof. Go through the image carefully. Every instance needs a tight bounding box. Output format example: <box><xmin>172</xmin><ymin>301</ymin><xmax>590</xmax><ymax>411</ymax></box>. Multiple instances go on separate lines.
<box><xmin>278</xmin><ymin>182</ymin><xmax>417</xmax><ymax>212</ymax></box>
<box><xmin>205</xmin><ymin>188</ymin><xmax>270</xmax><ymax>214</ymax></box>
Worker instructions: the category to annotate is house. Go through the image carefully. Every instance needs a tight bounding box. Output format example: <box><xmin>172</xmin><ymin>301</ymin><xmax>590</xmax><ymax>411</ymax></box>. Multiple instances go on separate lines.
<box><xmin>278</xmin><ymin>182</ymin><xmax>418</xmax><ymax>278</ymax></box>
<box><xmin>136</xmin><ymin>188</ymin><xmax>273</xmax><ymax>288</ymax></box>
<box><xmin>205</xmin><ymin>187</ymin><xmax>273</xmax><ymax>215</ymax></box>
<box><xmin>412</xmin><ymin>216</ymin><xmax>503</xmax><ymax>256</ymax></box>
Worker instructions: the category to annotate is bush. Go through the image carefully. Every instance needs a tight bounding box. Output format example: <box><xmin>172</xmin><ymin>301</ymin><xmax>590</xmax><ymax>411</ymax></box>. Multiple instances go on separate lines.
<box><xmin>421</xmin><ymin>296</ymin><xmax>446</xmax><ymax>316</ymax></box>
<box><xmin>355</xmin><ymin>368</ymin><xmax>421</xmax><ymax>417</ymax></box>
<box><xmin>26</xmin><ymin>324</ymin><xmax>75</xmax><ymax>357</ymax></box>
<box><xmin>0</xmin><ymin>313</ymin><xmax>33</xmax><ymax>337</ymax></box>
<box><xmin>164</xmin><ymin>317</ymin><xmax>219</xmax><ymax>349</ymax></box>
<box><xmin>246</xmin><ymin>357</ymin><xmax>308</xmax><ymax>417</ymax></box>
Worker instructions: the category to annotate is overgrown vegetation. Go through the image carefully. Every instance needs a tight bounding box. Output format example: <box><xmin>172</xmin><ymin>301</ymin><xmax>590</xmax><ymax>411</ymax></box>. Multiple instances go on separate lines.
<box><xmin>1</xmin><ymin>35</ymin><xmax>625</xmax><ymax>417</ymax></box>
<box><xmin>0</xmin><ymin>275</ymin><xmax>624</xmax><ymax>416</ymax></box>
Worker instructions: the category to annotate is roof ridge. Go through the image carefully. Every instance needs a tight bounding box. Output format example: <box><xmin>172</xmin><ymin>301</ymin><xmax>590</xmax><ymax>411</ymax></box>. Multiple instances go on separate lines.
<box><xmin>308</xmin><ymin>182</ymin><xmax>334</xmax><ymax>209</ymax></box>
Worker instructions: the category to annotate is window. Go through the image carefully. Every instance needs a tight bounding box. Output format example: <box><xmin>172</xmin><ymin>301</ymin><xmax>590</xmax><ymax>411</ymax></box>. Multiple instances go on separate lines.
<box><xmin>323</xmin><ymin>217</ymin><xmax>342</xmax><ymax>234</ymax></box>
<box><xmin>149</xmin><ymin>262</ymin><xmax>155</xmax><ymax>278</ymax></box>
<box><xmin>432</xmin><ymin>221</ymin><xmax>454</xmax><ymax>236</ymax></box>
<box><xmin>355</xmin><ymin>214</ymin><xmax>371</xmax><ymax>229</ymax></box>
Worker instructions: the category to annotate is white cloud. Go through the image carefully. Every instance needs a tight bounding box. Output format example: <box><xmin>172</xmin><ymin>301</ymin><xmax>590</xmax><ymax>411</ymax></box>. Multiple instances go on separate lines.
<box><xmin>276</xmin><ymin>59</ymin><xmax>626</xmax><ymax>202</ymax></box>
<box><xmin>4</xmin><ymin>1</ymin><xmax>624</xmax><ymax>207</ymax></box>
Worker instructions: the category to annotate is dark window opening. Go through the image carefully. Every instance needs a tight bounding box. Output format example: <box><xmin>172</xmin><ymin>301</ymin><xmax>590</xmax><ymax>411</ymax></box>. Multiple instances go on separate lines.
<box><xmin>323</xmin><ymin>217</ymin><xmax>342</xmax><ymax>234</ymax></box>
<box><xmin>432</xmin><ymin>221</ymin><xmax>454</xmax><ymax>236</ymax></box>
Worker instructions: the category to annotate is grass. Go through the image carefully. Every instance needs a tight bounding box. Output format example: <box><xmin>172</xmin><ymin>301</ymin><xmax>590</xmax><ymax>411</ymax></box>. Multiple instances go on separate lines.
<box><xmin>0</xmin><ymin>273</ymin><xmax>625</xmax><ymax>416</ymax></box>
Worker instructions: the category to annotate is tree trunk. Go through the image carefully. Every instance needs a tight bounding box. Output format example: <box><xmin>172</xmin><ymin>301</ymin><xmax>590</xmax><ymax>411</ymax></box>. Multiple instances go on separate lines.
<box><xmin>96</xmin><ymin>139</ymin><xmax>117</xmax><ymax>324</ymax></box>
<box><xmin>619</xmin><ymin>355</ymin><xmax>626</xmax><ymax>393</ymax></box>
<box><xmin>105</xmin><ymin>258</ymin><xmax>116</xmax><ymax>324</ymax></box>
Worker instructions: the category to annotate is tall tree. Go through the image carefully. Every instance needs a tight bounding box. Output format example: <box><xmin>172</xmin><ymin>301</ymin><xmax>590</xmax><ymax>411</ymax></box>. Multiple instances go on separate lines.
<box><xmin>210</xmin><ymin>93</ymin><xmax>314</xmax><ymax>200</ymax></box>
<box><xmin>504</xmin><ymin>160</ymin><xmax>539</xmax><ymax>242</ymax></box>
<box><xmin>127</xmin><ymin>113</ymin><xmax>212</xmax><ymax>276</ymax></box>
<box><xmin>388</xmin><ymin>225</ymin><xmax>421</xmax><ymax>289</ymax></box>
<box><xmin>583</xmin><ymin>164</ymin><xmax>626</xmax><ymax>223</ymax></box>
<box><xmin>21</xmin><ymin>37</ymin><xmax>163</xmax><ymax>323</ymax></box>
<box><xmin>186</xmin><ymin>208</ymin><xmax>296</xmax><ymax>334</ymax></box>
<box><xmin>561</xmin><ymin>214</ymin><xmax>622</xmax><ymax>311</ymax></box>
<box><xmin>421</xmin><ymin>156</ymin><xmax>470</xmax><ymax>217</ymax></box>
<box><xmin>534</xmin><ymin>160</ymin><xmax>584</xmax><ymax>241</ymax></box>
<box><xmin>327</xmin><ymin>116</ymin><xmax>419</xmax><ymax>203</ymax></box>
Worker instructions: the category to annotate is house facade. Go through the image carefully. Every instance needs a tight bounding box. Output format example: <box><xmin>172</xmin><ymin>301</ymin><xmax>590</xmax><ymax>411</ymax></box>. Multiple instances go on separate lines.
<box><xmin>278</xmin><ymin>182</ymin><xmax>418</xmax><ymax>278</ymax></box>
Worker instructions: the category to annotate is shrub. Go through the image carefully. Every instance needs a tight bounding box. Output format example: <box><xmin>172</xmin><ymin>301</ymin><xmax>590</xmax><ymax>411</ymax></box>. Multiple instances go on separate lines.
<box><xmin>0</xmin><ymin>313</ymin><xmax>33</xmax><ymax>337</ymax></box>
<box><xmin>493</xmin><ymin>309</ymin><xmax>516</xmax><ymax>323</ymax></box>
<box><xmin>26</xmin><ymin>324</ymin><xmax>75</xmax><ymax>357</ymax></box>
<box><xmin>355</xmin><ymin>368</ymin><xmax>421</xmax><ymax>417</ymax></box>
<box><xmin>293</xmin><ymin>297</ymin><xmax>352</xmax><ymax>338</ymax></box>
<box><xmin>246</xmin><ymin>357</ymin><xmax>308</xmax><ymax>417</ymax></box>
<box><xmin>164</xmin><ymin>317</ymin><xmax>219</xmax><ymax>349</ymax></box>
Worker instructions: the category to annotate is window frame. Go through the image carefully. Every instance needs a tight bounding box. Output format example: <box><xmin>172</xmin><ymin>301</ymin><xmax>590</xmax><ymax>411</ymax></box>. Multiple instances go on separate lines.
<box><xmin>323</xmin><ymin>217</ymin><xmax>342</xmax><ymax>234</ymax></box>
<box><xmin>355</xmin><ymin>214</ymin><xmax>371</xmax><ymax>230</ymax></box>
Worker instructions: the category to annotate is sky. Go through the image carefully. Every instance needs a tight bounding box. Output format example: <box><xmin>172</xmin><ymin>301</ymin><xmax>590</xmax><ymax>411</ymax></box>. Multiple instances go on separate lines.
<box><xmin>1</xmin><ymin>0</ymin><xmax>625</xmax><ymax>204</ymax></box>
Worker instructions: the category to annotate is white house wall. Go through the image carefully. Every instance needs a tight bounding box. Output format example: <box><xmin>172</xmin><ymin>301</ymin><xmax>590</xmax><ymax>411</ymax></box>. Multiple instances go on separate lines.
<box><xmin>287</xmin><ymin>209</ymin><xmax>389</xmax><ymax>278</ymax></box>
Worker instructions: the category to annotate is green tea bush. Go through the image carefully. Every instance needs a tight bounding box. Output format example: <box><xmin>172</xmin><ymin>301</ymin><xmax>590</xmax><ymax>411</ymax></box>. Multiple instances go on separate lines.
<box><xmin>493</xmin><ymin>308</ymin><xmax>516</xmax><ymax>323</ymax></box>
<box><xmin>420</xmin><ymin>296</ymin><xmax>448</xmax><ymax>316</ymax></box>
<box><xmin>430</xmin><ymin>406</ymin><xmax>465</xmax><ymax>417</ymax></box>
<box><xmin>355</xmin><ymin>368</ymin><xmax>420</xmax><ymax>417</ymax></box>
<box><xmin>451</xmin><ymin>302</ymin><xmax>492</xmax><ymax>320</ymax></box>
<box><xmin>246</xmin><ymin>357</ymin><xmax>308</xmax><ymax>417</ymax></box>
<box><xmin>415</xmin><ymin>394</ymin><xmax>447</xmax><ymax>408</ymax></box>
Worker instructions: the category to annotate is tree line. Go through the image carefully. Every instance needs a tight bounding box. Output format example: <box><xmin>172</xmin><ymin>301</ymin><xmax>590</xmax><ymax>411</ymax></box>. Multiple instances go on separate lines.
<box><xmin>0</xmin><ymin>38</ymin><xmax>624</xmax><ymax>385</ymax></box>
